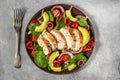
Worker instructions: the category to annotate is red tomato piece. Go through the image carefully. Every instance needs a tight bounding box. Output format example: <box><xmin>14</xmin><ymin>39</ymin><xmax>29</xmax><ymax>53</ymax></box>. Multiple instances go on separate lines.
<box><xmin>60</xmin><ymin>54</ymin><xmax>69</xmax><ymax>62</ymax></box>
<box><xmin>31</xmin><ymin>50</ymin><xmax>35</xmax><ymax>57</ymax></box>
<box><xmin>63</xmin><ymin>18</ymin><xmax>72</xmax><ymax>26</ymax></box>
<box><xmin>53</xmin><ymin>60</ymin><xmax>61</xmax><ymax>67</ymax></box>
<box><xmin>32</xmin><ymin>35</ymin><xmax>38</xmax><ymax>42</ymax></box>
<box><xmin>30</xmin><ymin>20</ymin><xmax>39</xmax><ymax>24</ymax></box>
<box><xmin>52</xmin><ymin>9</ymin><xmax>61</xmax><ymax>17</ymax></box>
<box><xmin>70</xmin><ymin>22</ymin><xmax>78</xmax><ymax>28</ymax></box>
<box><xmin>47</xmin><ymin>53</ymin><xmax>51</xmax><ymax>59</ymax></box>
<box><xmin>26</xmin><ymin>41</ymin><xmax>33</xmax><ymax>50</ymax></box>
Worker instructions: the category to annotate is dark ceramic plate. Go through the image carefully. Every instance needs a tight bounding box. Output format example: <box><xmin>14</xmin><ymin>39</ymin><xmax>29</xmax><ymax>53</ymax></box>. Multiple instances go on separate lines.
<box><xmin>25</xmin><ymin>4</ymin><xmax>95</xmax><ymax>74</ymax></box>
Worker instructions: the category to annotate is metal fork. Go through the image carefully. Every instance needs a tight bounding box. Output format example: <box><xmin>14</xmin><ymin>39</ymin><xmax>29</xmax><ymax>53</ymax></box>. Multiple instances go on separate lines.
<box><xmin>13</xmin><ymin>9</ymin><xmax>25</xmax><ymax>68</ymax></box>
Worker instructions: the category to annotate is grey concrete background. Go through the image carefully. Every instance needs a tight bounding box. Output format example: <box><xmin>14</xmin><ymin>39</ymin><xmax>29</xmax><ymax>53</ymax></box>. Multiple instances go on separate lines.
<box><xmin>0</xmin><ymin>0</ymin><xmax>120</xmax><ymax>80</ymax></box>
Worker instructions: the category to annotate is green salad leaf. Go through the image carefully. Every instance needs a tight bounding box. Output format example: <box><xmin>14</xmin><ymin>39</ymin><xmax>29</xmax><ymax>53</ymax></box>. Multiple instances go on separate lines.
<box><xmin>28</xmin><ymin>23</ymin><xmax>41</xmax><ymax>36</ymax></box>
<box><xmin>55</xmin><ymin>16</ymin><xmax>65</xmax><ymax>30</ymax></box>
<box><xmin>47</xmin><ymin>11</ymin><xmax>54</xmax><ymax>22</ymax></box>
<box><xmin>34</xmin><ymin>51</ymin><xmax>48</xmax><ymax>68</ymax></box>
<box><xmin>76</xmin><ymin>16</ymin><xmax>88</xmax><ymax>26</ymax></box>
<box><xmin>33</xmin><ymin>42</ymin><xmax>43</xmax><ymax>51</ymax></box>
<box><xmin>68</xmin><ymin>52</ymin><xmax>87</xmax><ymax>64</ymax></box>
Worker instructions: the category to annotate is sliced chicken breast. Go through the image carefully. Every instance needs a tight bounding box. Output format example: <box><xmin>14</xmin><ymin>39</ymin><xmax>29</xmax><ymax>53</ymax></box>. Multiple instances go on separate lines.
<box><xmin>37</xmin><ymin>35</ymin><xmax>51</xmax><ymax>55</ymax></box>
<box><xmin>42</xmin><ymin>31</ymin><xmax>57</xmax><ymax>51</ymax></box>
<box><xmin>72</xmin><ymin>29</ymin><xmax>82</xmax><ymax>51</ymax></box>
<box><xmin>60</xmin><ymin>26</ymin><xmax>75</xmax><ymax>50</ymax></box>
<box><xmin>51</xmin><ymin>29</ymin><xmax>67</xmax><ymax>50</ymax></box>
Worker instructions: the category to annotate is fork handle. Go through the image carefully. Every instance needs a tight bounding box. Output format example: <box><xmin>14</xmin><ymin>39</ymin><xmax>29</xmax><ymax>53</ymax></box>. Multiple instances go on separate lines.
<box><xmin>14</xmin><ymin>32</ymin><xmax>21</xmax><ymax>68</ymax></box>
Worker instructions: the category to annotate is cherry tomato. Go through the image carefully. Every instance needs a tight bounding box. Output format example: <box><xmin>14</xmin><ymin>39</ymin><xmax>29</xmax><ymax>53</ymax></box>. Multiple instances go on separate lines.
<box><xmin>63</xmin><ymin>18</ymin><xmax>72</xmax><ymax>26</ymax></box>
<box><xmin>26</xmin><ymin>41</ymin><xmax>33</xmax><ymax>50</ymax></box>
<box><xmin>60</xmin><ymin>54</ymin><xmax>69</xmax><ymax>62</ymax></box>
<box><xmin>30</xmin><ymin>20</ymin><xmax>38</xmax><ymax>24</ymax></box>
<box><xmin>32</xmin><ymin>35</ymin><xmax>38</xmax><ymax>42</ymax></box>
<box><xmin>47</xmin><ymin>21</ymin><xmax>54</xmax><ymax>30</ymax></box>
<box><xmin>52</xmin><ymin>9</ymin><xmax>61</xmax><ymax>17</ymax></box>
<box><xmin>53</xmin><ymin>60</ymin><xmax>61</xmax><ymax>67</ymax></box>
<box><xmin>31</xmin><ymin>50</ymin><xmax>35</xmax><ymax>57</ymax></box>
<box><xmin>70</xmin><ymin>22</ymin><xmax>78</xmax><ymax>28</ymax></box>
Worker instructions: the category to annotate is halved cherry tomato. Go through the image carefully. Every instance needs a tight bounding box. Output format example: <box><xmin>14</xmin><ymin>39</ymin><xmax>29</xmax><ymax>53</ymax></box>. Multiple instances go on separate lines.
<box><xmin>63</xmin><ymin>18</ymin><xmax>72</xmax><ymax>26</ymax></box>
<box><xmin>60</xmin><ymin>54</ymin><xmax>69</xmax><ymax>62</ymax></box>
<box><xmin>30</xmin><ymin>20</ymin><xmax>39</xmax><ymax>24</ymax></box>
<box><xmin>56</xmin><ymin>13</ymin><xmax>62</xmax><ymax>23</ymax></box>
<box><xmin>47</xmin><ymin>21</ymin><xmax>54</xmax><ymax>30</ymax></box>
<box><xmin>26</xmin><ymin>41</ymin><xmax>33</xmax><ymax>50</ymax></box>
<box><xmin>83</xmin><ymin>40</ymin><xmax>94</xmax><ymax>51</ymax></box>
<box><xmin>53</xmin><ymin>60</ymin><xmax>61</xmax><ymax>67</ymax></box>
<box><xmin>32</xmin><ymin>35</ymin><xmax>38</xmax><ymax>42</ymax></box>
<box><xmin>31</xmin><ymin>50</ymin><xmax>35</xmax><ymax>57</ymax></box>
<box><xmin>52</xmin><ymin>9</ymin><xmax>61</xmax><ymax>17</ymax></box>
<box><xmin>70</xmin><ymin>22</ymin><xmax>78</xmax><ymax>28</ymax></box>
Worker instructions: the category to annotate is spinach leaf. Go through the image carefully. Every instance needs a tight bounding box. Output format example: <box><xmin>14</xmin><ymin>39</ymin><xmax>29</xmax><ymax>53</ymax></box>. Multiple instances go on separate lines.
<box><xmin>76</xmin><ymin>16</ymin><xmax>88</xmax><ymax>26</ymax></box>
<box><xmin>33</xmin><ymin>42</ymin><xmax>43</xmax><ymax>51</ymax></box>
<box><xmin>55</xmin><ymin>16</ymin><xmax>65</xmax><ymax>30</ymax></box>
<box><xmin>34</xmin><ymin>51</ymin><xmax>48</xmax><ymax>68</ymax></box>
<box><xmin>68</xmin><ymin>53</ymin><xmax>87</xmax><ymax>64</ymax></box>
<box><xmin>47</xmin><ymin>11</ymin><xmax>54</xmax><ymax>22</ymax></box>
<box><xmin>28</xmin><ymin>24</ymin><xmax>41</xmax><ymax>36</ymax></box>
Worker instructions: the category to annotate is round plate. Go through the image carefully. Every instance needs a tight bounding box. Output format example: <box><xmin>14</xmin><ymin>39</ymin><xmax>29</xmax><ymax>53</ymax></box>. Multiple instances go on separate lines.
<box><xmin>25</xmin><ymin>4</ymin><xmax>95</xmax><ymax>74</ymax></box>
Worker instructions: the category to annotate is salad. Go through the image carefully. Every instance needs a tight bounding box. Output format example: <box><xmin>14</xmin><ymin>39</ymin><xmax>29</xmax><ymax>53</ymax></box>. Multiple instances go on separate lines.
<box><xmin>25</xmin><ymin>5</ymin><xmax>95</xmax><ymax>73</ymax></box>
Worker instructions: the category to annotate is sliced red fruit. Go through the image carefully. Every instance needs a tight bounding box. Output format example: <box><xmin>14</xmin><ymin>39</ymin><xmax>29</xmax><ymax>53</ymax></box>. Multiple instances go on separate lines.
<box><xmin>32</xmin><ymin>35</ymin><xmax>38</xmax><ymax>42</ymax></box>
<box><xmin>70</xmin><ymin>22</ymin><xmax>78</xmax><ymax>28</ymax></box>
<box><xmin>53</xmin><ymin>60</ymin><xmax>61</xmax><ymax>67</ymax></box>
<box><xmin>47</xmin><ymin>53</ymin><xmax>51</xmax><ymax>59</ymax></box>
<box><xmin>26</xmin><ymin>41</ymin><xmax>33</xmax><ymax>50</ymax></box>
<box><xmin>56</xmin><ymin>13</ymin><xmax>62</xmax><ymax>23</ymax></box>
<box><xmin>83</xmin><ymin>40</ymin><xmax>94</xmax><ymax>51</ymax></box>
<box><xmin>59</xmin><ymin>54</ymin><xmax>70</xmax><ymax>62</ymax></box>
<box><xmin>30</xmin><ymin>20</ymin><xmax>39</xmax><ymax>24</ymax></box>
<box><xmin>31</xmin><ymin>50</ymin><xmax>35</xmax><ymax>57</ymax></box>
<box><xmin>52</xmin><ymin>9</ymin><xmax>61</xmax><ymax>17</ymax></box>
<box><xmin>63</xmin><ymin>18</ymin><xmax>72</xmax><ymax>26</ymax></box>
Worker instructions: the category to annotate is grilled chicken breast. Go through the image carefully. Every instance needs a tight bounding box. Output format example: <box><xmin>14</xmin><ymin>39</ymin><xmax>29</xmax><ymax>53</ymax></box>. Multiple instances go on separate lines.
<box><xmin>60</xmin><ymin>26</ymin><xmax>75</xmax><ymax>50</ymax></box>
<box><xmin>42</xmin><ymin>31</ymin><xmax>57</xmax><ymax>51</ymax></box>
<box><xmin>72</xmin><ymin>29</ymin><xmax>82</xmax><ymax>51</ymax></box>
<box><xmin>51</xmin><ymin>29</ymin><xmax>67</xmax><ymax>50</ymax></box>
<box><xmin>37</xmin><ymin>35</ymin><xmax>51</xmax><ymax>55</ymax></box>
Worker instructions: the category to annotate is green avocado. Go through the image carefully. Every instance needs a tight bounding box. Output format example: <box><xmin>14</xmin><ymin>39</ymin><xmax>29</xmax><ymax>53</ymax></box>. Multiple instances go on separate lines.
<box><xmin>78</xmin><ymin>26</ymin><xmax>90</xmax><ymax>46</ymax></box>
<box><xmin>65</xmin><ymin>10</ymin><xmax>77</xmax><ymax>22</ymax></box>
<box><xmin>68</xmin><ymin>64</ymin><xmax>77</xmax><ymax>71</ymax></box>
<box><xmin>35</xmin><ymin>12</ymin><xmax>49</xmax><ymax>32</ymax></box>
<box><xmin>48</xmin><ymin>51</ymin><xmax>61</xmax><ymax>72</ymax></box>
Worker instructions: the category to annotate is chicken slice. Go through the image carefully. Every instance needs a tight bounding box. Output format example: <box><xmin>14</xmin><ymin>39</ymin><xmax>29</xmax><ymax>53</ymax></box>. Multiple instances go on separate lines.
<box><xmin>42</xmin><ymin>31</ymin><xmax>57</xmax><ymax>51</ymax></box>
<box><xmin>37</xmin><ymin>35</ymin><xmax>51</xmax><ymax>55</ymax></box>
<box><xmin>51</xmin><ymin>29</ymin><xmax>67</xmax><ymax>50</ymax></box>
<box><xmin>60</xmin><ymin>26</ymin><xmax>75</xmax><ymax>50</ymax></box>
<box><xmin>72</xmin><ymin>29</ymin><xmax>82</xmax><ymax>51</ymax></box>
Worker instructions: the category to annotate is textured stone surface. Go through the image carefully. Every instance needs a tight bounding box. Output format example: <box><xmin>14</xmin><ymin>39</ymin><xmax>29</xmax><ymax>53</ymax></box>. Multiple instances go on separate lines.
<box><xmin>0</xmin><ymin>0</ymin><xmax>120</xmax><ymax>80</ymax></box>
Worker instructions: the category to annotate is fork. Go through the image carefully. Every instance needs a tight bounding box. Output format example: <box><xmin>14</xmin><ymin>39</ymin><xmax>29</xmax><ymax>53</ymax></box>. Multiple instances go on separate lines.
<box><xmin>13</xmin><ymin>9</ymin><xmax>25</xmax><ymax>68</ymax></box>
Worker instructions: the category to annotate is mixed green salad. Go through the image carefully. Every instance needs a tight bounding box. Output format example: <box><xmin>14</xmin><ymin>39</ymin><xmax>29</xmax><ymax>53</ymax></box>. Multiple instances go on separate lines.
<box><xmin>26</xmin><ymin>5</ymin><xmax>94</xmax><ymax>72</ymax></box>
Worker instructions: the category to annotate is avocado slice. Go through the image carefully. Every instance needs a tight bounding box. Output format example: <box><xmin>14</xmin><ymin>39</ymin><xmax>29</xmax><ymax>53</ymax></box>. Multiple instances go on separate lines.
<box><xmin>68</xmin><ymin>64</ymin><xmax>77</xmax><ymax>71</ymax></box>
<box><xmin>78</xmin><ymin>26</ymin><xmax>90</xmax><ymax>46</ymax></box>
<box><xmin>65</xmin><ymin>10</ymin><xmax>77</xmax><ymax>22</ymax></box>
<box><xmin>48</xmin><ymin>51</ymin><xmax>61</xmax><ymax>72</ymax></box>
<box><xmin>35</xmin><ymin>12</ymin><xmax>49</xmax><ymax>32</ymax></box>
